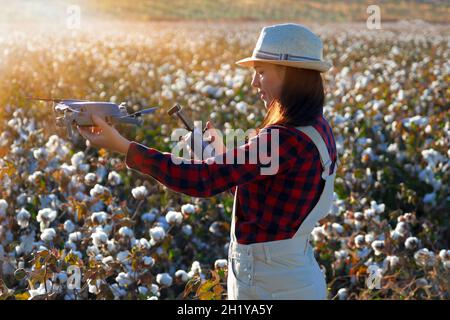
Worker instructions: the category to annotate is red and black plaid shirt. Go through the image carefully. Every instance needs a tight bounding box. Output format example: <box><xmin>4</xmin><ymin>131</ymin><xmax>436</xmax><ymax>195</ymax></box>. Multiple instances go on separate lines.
<box><xmin>125</xmin><ymin>114</ymin><xmax>337</xmax><ymax>244</ymax></box>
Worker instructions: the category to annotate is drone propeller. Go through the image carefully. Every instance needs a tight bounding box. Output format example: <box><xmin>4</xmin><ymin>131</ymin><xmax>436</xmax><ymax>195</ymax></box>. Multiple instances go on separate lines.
<box><xmin>26</xmin><ymin>97</ymin><xmax>88</xmax><ymax>103</ymax></box>
<box><xmin>123</xmin><ymin>107</ymin><xmax>159</xmax><ymax>118</ymax></box>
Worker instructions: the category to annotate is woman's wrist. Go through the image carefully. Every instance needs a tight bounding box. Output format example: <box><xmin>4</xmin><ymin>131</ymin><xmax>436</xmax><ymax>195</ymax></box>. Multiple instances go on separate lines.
<box><xmin>119</xmin><ymin>138</ymin><xmax>131</xmax><ymax>155</ymax></box>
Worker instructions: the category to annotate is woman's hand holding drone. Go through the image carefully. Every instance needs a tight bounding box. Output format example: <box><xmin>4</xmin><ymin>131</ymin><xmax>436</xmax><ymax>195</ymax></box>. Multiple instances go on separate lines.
<box><xmin>77</xmin><ymin>114</ymin><xmax>131</xmax><ymax>155</ymax></box>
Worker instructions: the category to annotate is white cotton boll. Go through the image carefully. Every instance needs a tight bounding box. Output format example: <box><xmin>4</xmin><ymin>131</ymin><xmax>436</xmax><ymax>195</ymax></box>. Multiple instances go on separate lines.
<box><xmin>74</xmin><ymin>191</ymin><xmax>89</xmax><ymax>202</ymax></box>
<box><xmin>102</xmin><ymin>256</ymin><xmax>114</xmax><ymax>265</ymax></box>
<box><xmin>191</xmin><ymin>261</ymin><xmax>202</xmax><ymax>274</ymax></box>
<box><xmin>16</xmin><ymin>208</ymin><xmax>31</xmax><ymax>228</ymax></box>
<box><xmin>405</xmin><ymin>237</ymin><xmax>419</xmax><ymax>250</ymax></box>
<box><xmin>91</xmin><ymin>230</ymin><xmax>108</xmax><ymax>247</ymax></box>
<box><xmin>370</xmin><ymin>201</ymin><xmax>385</xmax><ymax>214</ymax></box>
<box><xmin>40</xmin><ymin>228</ymin><xmax>56</xmax><ymax>242</ymax></box>
<box><xmin>332</xmin><ymin>223</ymin><xmax>344</xmax><ymax>234</ymax></box>
<box><xmin>91</xmin><ymin>211</ymin><xmax>108</xmax><ymax>224</ymax></box>
<box><xmin>141</xmin><ymin>212</ymin><xmax>156</xmax><ymax>223</ymax></box>
<box><xmin>371</xmin><ymin>240</ymin><xmax>385</xmax><ymax>256</ymax></box>
<box><xmin>235</xmin><ymin>101</ymin><xmax>248</xmax><ymax>113</ymax></box>
<box><xmin>438</xmin><ymin>250</ymin><xmax>450</xmax><ymax>270</ymax></box>
<box><xmin>107</xmin><ymin>239</ymin><xmax>116</xmax><ymax>253</ymax></box>
<box><xmin>69</xmin><ymin>250</ymin><xmax>83</xmax><ymax>260</ymax></box>
<box><xmin>337</xmin><ymin>288</ymin><xmax>348</xmax><ymax>300</ymax></box>
<box><xmin>155</xmin><ymin>247</ymin><xmax>164</xmax><ymax>256</ymax></box>
<box><xmin>181</xmin><ymin>204</ymin><xmax>195</xmax><ymax>215</ymax></box>
<box><xmin>57</xmin><ymin>272</ymin><xmax>68</xmax><ymax>284</ymax></box>
<box><xmin>394</xmin><ymin>221</ymin><xmax>409</xmax><ymax>237</ymax></box>
<box><xmin>110</xmin><ymin>283</ymin><xmax>127</xmax><ymax>299</ymax></box>
<box><xmin>29</xmin><ymin>281</ymin><xmax>51</xmax><ymax>299</ymax></box>
<box><xmin>150</xmin><ymin>284</ymin><xmax>160</xmax><ymax>296</ymax></box>
<box><xmin>149</xmin><ymin>226</ymin><xmax>165</xmax><ymax>242</ymax></box>
<box><xmin>334</xmin><ymin>250</ymin><xmax>348</xmax><ymax>260</ymax></box>
<box><xmin>64</xmin><ymin>241</ymin><xmax>76</xmax><ymax>251</ymax></box>
<box><xmin>214</xmin><ymin>259</ymin><xmax>227</xmax><ymax>269</ymax></box>
<box><xmin>117</xmin><ymin>251</ymin><xmax>130</xmax><ymax>264</ymax></box>
<box><xmin>37</xmin><ymin>208</ymin><xmax>57</xmax><ymax>223</ymax></box>
<box><xmin>415</xmin><ymin>278</ymin><xmax>429</xmax><ymax>288</ymax></box>
<box><xmin>64</xmin><ymin>220</ymin><xmax>75</xmax><ymax>233</ymax></box>
<box><xmin>165</xmin><ymin>210</ymin><xmax>183</xmax><ymax>225</ymax></box>
<box><xmin>116</xmin><ymin>272</ymin><xmax>133</xmax><ymax>287</ymax></box>
<box><xmin>131</xmin><ymin>186</ymin><xmax>148</xmax><ymax>200</ymax></box>
<box><xmin>28</xmin><ymin>171</ymin><xmax>44</xmax><ymax>184</ymax></box>
<box><xmin>139</xmin><ymin>238</ymin><xmax>151</xmax><ymax>249</ymax></box>
<box><xmin>156</xmin><ymin>216</ymin><xmax>170</xmax><ymax>230</ymax></box>
<box><xmin>87</xmin><ymin>245</ymin><xmax>100</xmax><ymax>256</ymax></box>
<box><xmin>175</xmin><ymin>270</ymin><xmax>189</xmax><ymax>282</ymax></box>
<box><xmin>69</xmin><ymin>232</ymin><xmax>83</xmax><ymax>243</ymax></box>
<box><xmin>90</xmin><ymin>184</ymin><xmax>109</xmax><ymax>198</ymax></box>
<box><xmin>96</xmin><ymin>166</ymin><xmax>107</xmax><ymax>183</ymax></box>
<box><xmin>138</xmin><ymin>286</ymin><xmax>148</xmax><ymax>296</ymax></box>
<box><xmin>390</xmin><ymin>230</ymin><xmax>402</xmax><ymax>240</ymax></box>
<box><xmin>143</xmin><ymin>256</ymin><xmax>155</xmax><ymax>267</ymax></box>
<box><xmin>354</xmin><ymin>235</ymin><xmax>366</xmax><ymax>248</ymax></box>
<box><xmin>118</xmin><ymin>226</ymin><xmax>134</xmax><ymax>238</ymax></box>
<box><xmin>84</xmin><ymin>173</ymin><xmax>97</xmax><ymax>186</ymax></box>
<box><xmin>414</xmin><ymin>248</ymin><xmax>436</xmax><ymax>267</ymax></box>
<box><xmin>0</xmin><ymin>199</ymin><xmax>8</xmax><ymax>218</ymax></box>
<box><xmin>438</xmin><ymin>249</ymin><xmax>449</xmax><ymax>261</ymax></box>
<box><xmin>71</xmin><ymin>151</ymin><xmax>85</xmax><ymax>168</ymax></box>
<box><xmin>423</xmin><ymin>192</ymin><xmax>436</xmax><ymax>204</ymax></box>
<box><xmin>182</xmin><ymin>224</ymin><xmax>192</xmax><ymax>236</ymax></box>
<box><xmin>384</xmin><ymin>255</ymin><xmax>400</xmax><ymax>269</ymax></box>
<box><xmin>60</xmin><ymin>164</ymin><xmax>76</xmax><ymax>177</ymax></box>
<box><xmin>156</xmin><ymin>273</ymin><xmax>173</xmax><ymax>287</ymax></box>
<box><xmin>364</xmin><ymin>208</ymin><xmax>376</xmax><ymax>219</ymax></box>
<box><xmin>17</xmin><ymin>193</ymin><xmax>27</xmax><ymax>206</ymax></box>
<box><xmin>90</xmin><ymin>201</ymin><xmax>105</xmax><ymax>213</ymax></box>
<box><xmin>209</xmin><ymin>221</ymin><xmax>223</xmax><ymax>236</ymax></box>
<box><xmin>357</xmin><ymin>247</ymin><xmax>371</xmax><ymax>259</ymax></box>
<box><xmin>365</xmin><ymin>234</ymin><xmax>374</xmax><ymax>244</ymax></box>
<box><xmin>95</xmin><ymin>254</ymin><xmax>104</xmax><ymax>262</ymax></box>
<box><xmin>354</xmin><ymin>211</ymin><xmax>364</xmax><ymax>221</ymax></box>
<box><xmin>311</xmin><ymin>226</ymin><xmax>325</xmax><ymax>242</ymax></box>
<box><xmin>108</xmin><ymin>171</ymin><xmax>122</xmax><ymax>186</ymax></box>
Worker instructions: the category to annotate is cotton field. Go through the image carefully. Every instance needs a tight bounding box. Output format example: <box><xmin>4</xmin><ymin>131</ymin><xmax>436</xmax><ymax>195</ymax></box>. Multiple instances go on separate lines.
<box><xmin>0</xmin><ymin>20</ymin><xmax>448</xmax><ymax>300</ymax></box>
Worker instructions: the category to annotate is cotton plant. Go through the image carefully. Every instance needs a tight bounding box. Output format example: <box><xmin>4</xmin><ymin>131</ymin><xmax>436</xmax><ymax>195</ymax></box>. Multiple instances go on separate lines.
<box><xmin>1</xmin><ymin>21</ymin><xmax>449</xmax><ymax>300</ymax></box>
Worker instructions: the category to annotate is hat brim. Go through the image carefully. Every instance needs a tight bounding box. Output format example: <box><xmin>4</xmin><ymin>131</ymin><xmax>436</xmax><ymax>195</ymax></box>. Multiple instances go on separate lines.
<box><xmin>235</xmin><ymin>57</ymin><xmax>332</xmax><ymax>73</ymax></box>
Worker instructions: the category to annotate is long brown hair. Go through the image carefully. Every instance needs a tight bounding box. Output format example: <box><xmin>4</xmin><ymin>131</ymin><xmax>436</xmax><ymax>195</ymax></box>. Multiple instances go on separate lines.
<box><xmin>259</xmin><ymin>67</ymin><xmax>324</xmax><ymax>131</ymax></box>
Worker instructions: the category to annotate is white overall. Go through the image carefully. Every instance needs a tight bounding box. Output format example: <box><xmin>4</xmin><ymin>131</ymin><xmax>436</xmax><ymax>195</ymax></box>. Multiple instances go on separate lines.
<box><xmin>227</xmin><ymin>125</ymin><xmax>338</xmax><ymax>300</ymax></box>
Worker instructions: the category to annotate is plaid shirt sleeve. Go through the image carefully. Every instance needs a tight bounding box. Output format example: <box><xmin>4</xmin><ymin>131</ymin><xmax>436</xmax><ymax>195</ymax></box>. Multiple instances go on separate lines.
<box><xmin>125</xmin><ymin>126</ymin><xmax>302</xmax><ymax>198</ymax></box>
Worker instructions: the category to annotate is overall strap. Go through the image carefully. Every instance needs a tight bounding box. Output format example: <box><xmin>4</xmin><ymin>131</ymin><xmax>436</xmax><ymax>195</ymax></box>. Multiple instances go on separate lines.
<box><xmin>230</xmin><ymin>185</ymin><xmax>239</xmax><ymax>243</ymax></box>
<box><xmin>292</xmin><ymin>125</ymin><xmax>337</xmax><ymax>238</ymax></box>
<box><xmin>295</xmin><ymin>126</ymin><xmax>335</xmax><ymax>180</ymax></box>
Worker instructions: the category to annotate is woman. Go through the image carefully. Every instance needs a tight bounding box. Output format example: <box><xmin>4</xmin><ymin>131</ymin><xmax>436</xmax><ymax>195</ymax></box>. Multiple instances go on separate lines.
<box><xmin>78</xmin><ymin>23</ymin><xmax>338</xmax><ymax>300</ymax></box>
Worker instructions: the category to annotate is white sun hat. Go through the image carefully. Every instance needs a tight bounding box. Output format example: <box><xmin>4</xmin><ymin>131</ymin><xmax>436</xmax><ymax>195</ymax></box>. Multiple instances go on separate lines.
<box><xmin>236</xmin><ymin>23</ymin><xmax>332</xmax><ymax>72</ymax></box>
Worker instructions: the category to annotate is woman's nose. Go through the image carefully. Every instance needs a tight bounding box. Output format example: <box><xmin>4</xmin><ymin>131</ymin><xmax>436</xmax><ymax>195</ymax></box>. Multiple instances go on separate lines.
<box><xmin>251</xmin><ymin>73</ymin><xmax>260</xmax><ymax>88</ymax></box>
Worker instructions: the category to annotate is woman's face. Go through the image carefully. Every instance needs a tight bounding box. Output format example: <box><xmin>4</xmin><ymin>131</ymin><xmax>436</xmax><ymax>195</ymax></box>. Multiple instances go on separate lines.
<box><xmin>251</xmin><ymin>62</ymin><xmax>286</xmax><ymax>109</ymax></box>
